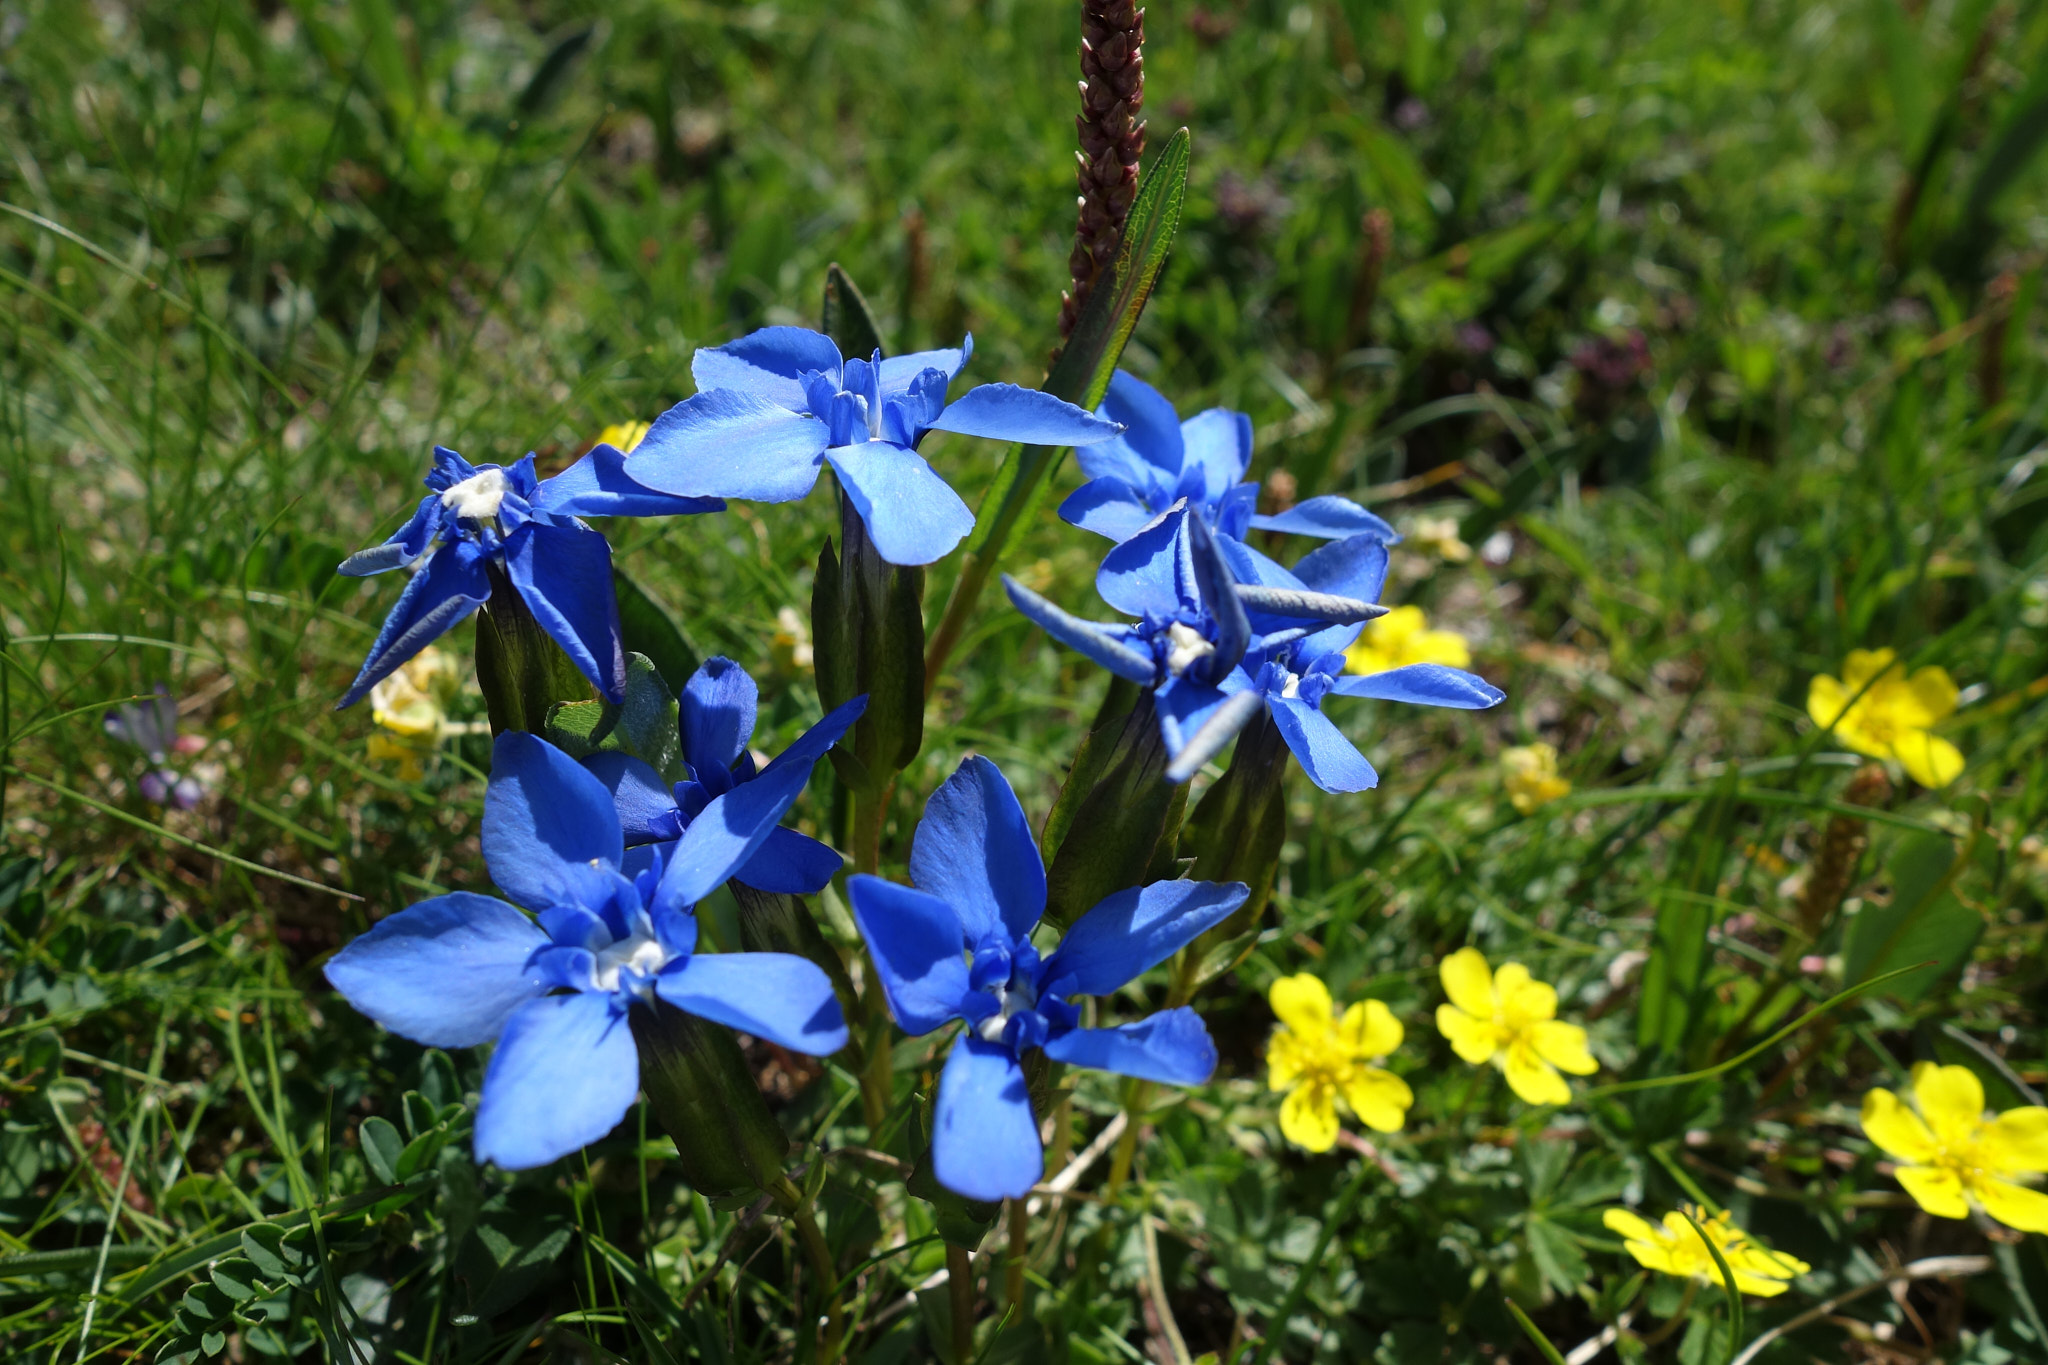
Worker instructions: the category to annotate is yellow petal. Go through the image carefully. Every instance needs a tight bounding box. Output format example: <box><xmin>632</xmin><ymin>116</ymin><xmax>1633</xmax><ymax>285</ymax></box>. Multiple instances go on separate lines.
<box><xmin>1602</xmin><ymin>1209</ymin><xmax>1661</xmax><ymax>1243</ymax></box>
<box><xmin>1806</xmin><ymin>674</ymin><xmax>1849</xmax><ymax>729</ymax></box>
<box><xmin>1531</xmin><ymin>1020</ymin><xmax>1599</xmax><ymax>1075</ymax></box>
<box><xmin>1620</xmin><ymin>1239</ymin><xmax>1681</xmax><ymax>1277</ymax></box>
<box><xmin>1343</xmin><ymin>1066</ymin><xmax>1413</xmax><ymax>1133</ymax></box>
<box><xmin>1270</xmin><ymin>974</ymin><xmax>1335</xmax><ymax>1038</ymax></box>
<box><xmin>1912</xmin><ymin>1064</ymin><xmax>1987</xmax><ymax>1142</ymax></box>
<box><xmin>1412</xmin><ymin>629</ymin><xmax>1472</xmax><ymax>669</ymax></box>
<box><xmin>1974</xmin><ymin>1176</ymin><xmax>2048</xmax><ymax>1234</ymax></box>
<box><xmin>1903</xmin><ymin>665</ymin><xmax>1959</xmax><ymax>726</ymax></box>
<box><xmin>1340</xmin><ymin>999</ymin><xmax>1403</xmax><ymax>1059</ymax></box>
<box><xmin>1726</xmin><ymin>1243</ymin><xmax>1810</xmax><ymax>1280</ymax></box>
<box><xmin>1440</xmin><ymin>947</ymin><xmax>1495</xmax><ymax>1018</ymax></box>
<box><xmin>1895</xmin><ymin>1164</ymin><xmax>1970</xmax><ymax>1219</ymax></box>
<box><xmin>1266</xmin><ymin>1031</ymin><xmax>1306</xmax><ymax>1092</ymax></box>
<box><xmin>1985</xmin><ymin>1107</ymin><xmax>2048</xmax><ymax>1173</ymax></box>
<box><xmin>1495</xmin><ymin>964</ymin><xmax>1558</xmax><ymax>1024</ymax></box>
<box><xmin>1502</xmin><ymin>1041</ymin><xmax>1573</xmax><ymax>1106</ymax></box>
<box><xmin>1279</xmin><ymin>1084</ymin><xmax>1341</xmax><ymax>1152</ymax></box>
<box><xmin>1730</xmin><ymin>1272</ymin><xmax>1793</xmax><ymax>1297</ymax></box>
<box><xmin>1861</xmin><ymin>1087</ymin><xmax>1938</xmax><ymax>1162</ymax></box>
<box><xmin>1841</xmin><ymin>648</ymin><xmax>1900</xmax><ymax>692</ymax></box>
<box><xmin>1436</xmin><ymin>1004</ymin><xmax>1500</xmax><ymax>1064</ymax></box>
<box><xmin>1893</xmin><ymin>730</ymin><xmax>1963</xmax><ymax>788</ymax></box>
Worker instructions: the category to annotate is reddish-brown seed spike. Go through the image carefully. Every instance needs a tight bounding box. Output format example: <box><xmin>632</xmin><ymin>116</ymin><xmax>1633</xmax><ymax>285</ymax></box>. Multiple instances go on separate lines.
<box><xmin>1059</xmin><ymin>0</ymin><xmax>1147</xmax><ymax>343</ymax></box>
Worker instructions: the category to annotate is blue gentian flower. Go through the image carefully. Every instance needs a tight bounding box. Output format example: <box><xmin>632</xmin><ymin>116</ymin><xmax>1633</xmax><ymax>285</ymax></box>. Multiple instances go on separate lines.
<box><xmin>582</xmin><ymin>657</ymin><xmax>865</xmax><ymax>901</ymax></box>
<box><xmin>1058</xmin><ymin>370</ymin><xmax>1396</xmax><ymax>544</ymax></box>
<box><xmin>1005</xmin><ymin>504</ymin><xmax>1391</xmax><ymax>779</ymax></box>
<box><xmin>1214</xmin><ymin>532</ymin><xmax>1505</xmax><ymax>792</ymax></box>
<box><xmin>324</xmin><ymin>732</ymin><xmax>848</xmax><ymax>1170</ymax></box>
<box><xmin>336</xmin><ymin>444</ymin><xmax>722</xmax><ymax>710</ymax></box>
<box><xmin>621</xmin><ymin>327</ymin><xmax>1124</xmax><ymax>566</ymax></box>
<box><xmin>850</xmin><ymin>756</ymin><xmax>1247</xmax><ymax>1201</ymax></box>
<box><xmin>105</xmin><ymin>683</ymin><xmax>206</xmax><ymax>809</ymax></box>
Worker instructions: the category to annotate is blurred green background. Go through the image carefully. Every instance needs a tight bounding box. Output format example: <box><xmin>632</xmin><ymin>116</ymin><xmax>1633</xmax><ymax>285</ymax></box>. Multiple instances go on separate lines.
<box><xmin>3</xmin><ymin>0</ymin><xmax>2047</xmax><ymax>1361</ymax></box>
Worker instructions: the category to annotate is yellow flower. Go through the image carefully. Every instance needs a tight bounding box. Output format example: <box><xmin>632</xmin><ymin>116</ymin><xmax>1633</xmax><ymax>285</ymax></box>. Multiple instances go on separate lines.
<box><xmin>1434</xmin><ymin>947</ymin><xmax>1596</xmax><ymax>1105</ymax></box>
<box><xmin>1408</xmin><ymin>515</ymin><xmax>1473</xmax><ymax>564</ymax></box>
<box><xmin>1806</xmin><ymin>648</ymin><xmax>1963</xmax><ymax>789</ymax></box>
<box><xmin>1266</xmin><ymin>974</ymin><xmax>1412</xmax><ymax>1152</ymax></box>
<box><xmin>367</xmin><ymin>647</ymin><xmax>462</xmax><ymax>780</ymax></box>
<box><xmin>1345</xmin><ymin>605</ymin><xmax>1472</xmax><ymax>674</ymax></box>
<box><xmin>769</xmin><ymin>606</ymin><xmax>814</xmax><ymax>678</ymax></box>
<box><xmin>594</xmin><ymin>421</ymin><xmax>651</xmax><ymax>454</ymax></box>
<box><xmin>1860</xmin><ymin>1062</ymin><xmax>2048</xmax><ymax>1233</ymax></box>
<box><xmin>1601</xmin><ymin>1206</ymin><xmax>1809</xmax><ymax>1297</ymax></box>
<box><xmin>1500</xmin><ymin>742</ymin><xmax>1571</xmax><ymax>815</ymax></box>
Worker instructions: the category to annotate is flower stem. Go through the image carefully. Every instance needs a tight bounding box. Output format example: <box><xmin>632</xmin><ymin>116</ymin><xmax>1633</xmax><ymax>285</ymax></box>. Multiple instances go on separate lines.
<box><xmin>1005</xmin><ymin>1198</ymin><xmax>1030</xmax><ymax>1311</ymax></box>
<box><xmin>770</xmin><ymin>1176</ymin><xmax>845</xmax><ymax>1364</ymax></box>
<box><xmin>1105</xmin><ymin>1079</ymin><xmax>1152</xmax><ymax>1197</ymax></box>
<box><xmin>1635</xmin><ymin>1281</ymin><xmax>1697</xmax><ymax>1347</ymax></box>
<box><xmin>946</xmin><ymin>1243</ymin><xmax>976</xmax><ymax>1364</ymax></box>
<box><xmin>1238</xmin><ymin>1156</ymin><xmax>1375</xmax><ymax>1365</ymax></box>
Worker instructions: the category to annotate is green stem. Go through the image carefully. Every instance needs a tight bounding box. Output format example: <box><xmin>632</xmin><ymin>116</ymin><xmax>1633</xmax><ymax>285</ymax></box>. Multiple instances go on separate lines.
<box><xmin>1635</xmin><ymin>1281</ymin><xmax>1697</xmax><ymax>1347</ymax></box>
<box><xmin>947</xmin><ymin>1243</ymin><xmax>976</xmax><ymax>1364</ymax></box>
<box><xmin>1006</xmin><ymin>1198</ymin><xmax>1029</xmax><ymax>1311</ymax></box>
<box><xmin>771</xmin><ymin>1177</ymin><xmax>844</xmax><ymax>1364</ymax></box>
<box><xmin>1239</xmin><ymin>1157</ymin><xmax>1375</xmax><ymax>1365</ymax></box>
<box><xmin>1105</xmin><ymin>1079</ymin><xmax>1152</xmax><ymax>1197</ymax></box>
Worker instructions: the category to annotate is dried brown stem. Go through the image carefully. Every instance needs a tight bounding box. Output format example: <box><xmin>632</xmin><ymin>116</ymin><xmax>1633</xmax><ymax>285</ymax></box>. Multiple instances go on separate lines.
<box><xmin>1059</xmin><ymin>0</ymin><xmax>1146</xmax><ymax>341</ymax></box>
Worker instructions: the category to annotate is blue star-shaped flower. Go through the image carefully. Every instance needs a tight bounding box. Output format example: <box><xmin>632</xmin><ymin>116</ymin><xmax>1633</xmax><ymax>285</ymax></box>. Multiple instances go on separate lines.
<box><xmin>1005</xmin><ymin>503</ymin><xmax>1392</xmax><ymax>779</ymax></box>
<box><xmin>850</xmin><ymin>756</ymin><xmax>1247</xmax><ymax>1201</ymax></box>
<box><xmin>1059</xmin><ymin>370</ymin><xmax>1397</xmax><ymax>544</ymax></box>
<box><xmin>621</xmin><ymin>327</ymin><xmax>1124</xmax><ymax>565</ymax></box>
<box><xmin>336</xmin><ymin>444</ymin><xmax>721</xmax><ymax>709</ymax></box>
<box><xmin>580</xmin><ymin>656</ymin><xmax>865</xmax><ymax>902</ymax></box>
<box><xmin>324</xmin><ymin>732</ymin><xmax>848</xmax><ymax>1171</ymax></box>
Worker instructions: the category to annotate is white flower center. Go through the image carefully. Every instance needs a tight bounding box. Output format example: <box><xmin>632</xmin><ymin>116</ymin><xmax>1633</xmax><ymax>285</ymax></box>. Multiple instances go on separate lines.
<box><xmin>440</xmin><ymin>467</ymin><xmax>509</xmax><ymax>521</ymax></box>
<box><xmin>591</xmin><ymin>932</ymin><xmax>669</xmax><ymax>993</ymax></box>
<box><xmin>1164</xmin><ymin>622</ymin><xmax>1214</xmax><ymax>676</ymax></box>
<box><xmin>974</xmin><ymin>976</ymin><xmax>1038</xmax><ymax>1043</ymax></box>
<box><xmin>1279</xmin><ymin>669</ymin><xmax>1302</xmax><ymax>699</ymax></box>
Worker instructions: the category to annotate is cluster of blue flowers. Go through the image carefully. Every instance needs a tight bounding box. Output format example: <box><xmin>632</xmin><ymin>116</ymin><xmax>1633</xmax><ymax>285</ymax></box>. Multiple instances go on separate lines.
<box><xmin>323</xmin><ymin>325</ymin><xmax>1504</xmax><ymax>1202</ymax></box>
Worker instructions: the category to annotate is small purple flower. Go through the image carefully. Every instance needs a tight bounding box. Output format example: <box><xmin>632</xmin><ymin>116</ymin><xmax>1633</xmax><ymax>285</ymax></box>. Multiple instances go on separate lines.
<box><xmin>106</xmin><ymin>685</ymin><xmax>206</xmax><ymax>809</ymax></box>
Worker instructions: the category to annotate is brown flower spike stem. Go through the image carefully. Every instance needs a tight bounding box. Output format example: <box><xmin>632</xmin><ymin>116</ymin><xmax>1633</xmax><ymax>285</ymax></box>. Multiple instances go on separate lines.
<box><xmin>1059</xmin><ymin>0</ymin><xmax>1146</xmax><ymax>343</ymax></box>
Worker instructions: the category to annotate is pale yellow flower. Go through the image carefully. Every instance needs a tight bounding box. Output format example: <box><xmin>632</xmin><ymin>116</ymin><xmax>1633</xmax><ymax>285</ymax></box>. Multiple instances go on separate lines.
<box><xmin>1861</xmin><ymin>1063</ymin><xmax>2048</xmax><ymax>1233</ymax></box>
<box><xmin>1345</xmin><ymin>605</ymin><xmax>1472</xmax><ymax>674</ymax></box>
<box><xmin>1434</xmin><ymin>947</ymin><xmax>1596</xmax><ymax>1105</ymax></box>
<box><xmin>1807</xmin><ymin>648</ymin><xmax>1962</xmax><ymax>789</ymax></box>
<box><xmin>769</xmin><ymin>606</ymin><xmax>814</xmax><ymax>677</ymax></box>
<box><xmin>594</xmin><ymin>421</ymin><xmax>651</xmax><ymax>454</ymax></box>
<box><xmin>1601</xmin><ymin>1206</ymin><xmax>1808</xmax><ymax>1297</ymax></box>
<box><xmin>367</xmin><ymin>647</ymin><xmax>462</xmax><ymax>781</ymax></box>
<box><xmin>1408</xmin><ymin>515</ymin><xmax>1472</xmax><ymax>564</ymax></box>
<box><xmin>1501</xmin><ymin>742</ymin><xmax>1571</xmax><ymax>814</ymax></box>
<box><xmin>1267</xmin><ymin>974</ymin><xmax>1412</xmax><ymax>1152</ymax></box>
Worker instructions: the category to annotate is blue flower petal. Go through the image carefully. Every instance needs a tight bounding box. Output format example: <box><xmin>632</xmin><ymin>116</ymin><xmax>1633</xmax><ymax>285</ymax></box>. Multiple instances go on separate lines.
<box><xmin>933</xmin><ymin>1034</ymin><xmax>1042</xmax><ymax>1201</ymax></box>
<box><xmin>682</xmin><ymin>657</ymin><xmax>758</xmax><ymax>773</ymax></box>
<box><xmin>1003</xmin><ymin>577</ymin><xmax>1159</xmax><ymax>683</ymax></box>
<box><xmin>1188</xmin><ymin>510</ymin><xmax>1251</xmax><ymax>671</ymax></box>
<box><xmin>734</xmin><ymin>825</ymin><xmax>844</xmax><ymax>894</ymax></box>
<box><xmin>627</xmin><ymin>390</ymin><xmax>831</xmax><ymax>502</ymax></box>
<box><xmin>1095</xmin><ymin>504</ymin><xmax>1193</xmax><ymax>618</ymax></box>
<box><xmin>484</xmin><ymin>733</ymin><xmax>626</xmax><ymax>910</ymax></box>
<box><xmin>653</xmin><ymin>695</ymin><xmax>865</xmax><ymax>911</ymax></box>
<box><xmin>1098</xmin><ymin>370</ymin><xmax>1185</xmax><ymax>474</ymax></box>
<box><xmin>690</xmin><ymin>325</ymin><xmax>845</xmax><ymax>410</ymax></box>
<box><xmin>1162</xmin><ymin>687</ymin><xmax>1266</xmax><ymax>784</ymax></box>
<box><xmin>1058</xmin><ymin>479</ymin><xmax>1160</xmax><ymax>543</ymax></box>
<box><xmin>1331</xmin><ymin>663</ymin><xmax>1505</xmax><ymax>709</ymax></box>
<box><xmin>473</xmin><ymin>992</ymin><xmax>639</xmax><ymax>1170</ymax></box>
<box><xmin>336</xmin><ymin>538</ymin><xmax>491</xmax><ymax>709</ymax></box>
<box><xmin>1042</xmin><ymin>1008</ymin><xmax>1217</xmax><ymax>1085</ymax></box>
<box><xmin>909</xmin><ymin>756</ymin><xmax>1045</xmax><ymax>945</ymax></box>
<box><xmin>1178</xmin><ymin>409</ymin><xmax>1253</xmax><ymax>502</ymax></box>
<box><xmin>1250</xmin><ymin>494</ymin><xmax>1399</xmax><ymax>541</ymax></box>
<box><xmin>877</xmin><ymin>340</ymin><xmax>972</xmax><ymax>396</ymax></box>
<box><xmin>1268</xmin><ymin>694</ymin><xmax>1379</xmax><ymax>793</ymax></box>
<box><xmin>1042</xmin><ymin>880</ymin><xmax>1248</xmax><ymax>998</ymax></box>
<box><xmin>582</xmin><ymin>752</ymin><xmax>684</xmax><ymax>846</ymax></box>
<box><xmin>822</xmin><ymin>442</ymin><xmax>974</xmax><ymax>566</ymax></box>
<box><xmin>846</xmin><ymin>875</ymin><xmax>969</xmax><ymax>1035</ymax></box>
<box><xmin>1290</xmin><ymin>532</ymin><xmax>1391</xmax><ymax>603</ymax></box>
<box><xmin>656</xmin><ymin>952</ymin><xmax>848</xmax><ymax>1054</ymax></box>
<box><xmin>1213</xmin><ymin>482</ymin><xmax>1259</xmax><ymax>541</ymax></box>
<box><xmin>925</xmin><ymin>383</ymin><xmax>1123</xmax><ymax>447</ymax></box>
<box><xmin>505</xmin><ymin>519</ymin><xmax>627</xmax><ymax>704</ymax></box>
<box><xmin>340</xmin><ymin>494</ymin><xmax>441</xmax><ymax>576</ymax></box>
<box><xmin>323</xmin><ymin>893</ymin><xmax>548</xmax><ymax>1047</ymax></box>
<box><xmin>536</xmin><ymin>442</ymin><xmax>726</xmax><ymax>520</ymax></box>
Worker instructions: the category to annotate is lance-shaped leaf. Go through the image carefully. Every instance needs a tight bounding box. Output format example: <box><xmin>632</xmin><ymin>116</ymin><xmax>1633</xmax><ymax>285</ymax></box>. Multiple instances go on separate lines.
<box><xmin>1234</xmin><ymin>585</ymin><xmax>1390</xmax><ymax>624</ymax></box>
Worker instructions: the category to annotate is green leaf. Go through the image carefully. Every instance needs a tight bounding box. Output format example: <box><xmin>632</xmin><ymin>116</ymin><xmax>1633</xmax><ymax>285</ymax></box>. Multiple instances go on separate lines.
<box><xmin>1843</xmin><ymin>830</ymin><xmax>1982</xmax><ymax>1002</ymax></box>
<box><xmin>207</xmin><ymin>1257</ymin><xmax>261</xmax><ymax>1302</ymax></box>
<box><xmin>475</xmin><ymin>568</ymin><xmax>594</xmax><ymax>735</ymax></box>
<box><xmin>239</xmin><ymin>1224</ymin><xmax>294</xmax><ymax>1281</ymax></box>
<box><xmin>613</xmin><ymin>567</ymin><xmax>699</xmax><ymax>696</ymax></box>
<box><xmin>544</xmin><ymin>654</ymin><xmax>684</xmax><ymax>782</ymax></box>
<box><xmin>1637</xmin><ymin>769</ymin><xmax>1739</xmax><ymax>1058</ymax></box>
<box><xmin>823</xmin><ymin>263</ymin><xmax>887</xmax><ymax>360</ymax></box>
<box><xmin>1524</xmin><ymin>1216</ymin><xmax>1590</xmax><ymax>1295</ymax></box>
<box><xmin>358</xmin><ymin>1115</ymin><xmax>404</xmax><ymax>1186</ymax></box>
<box><xmin>514</xmin><ymin>24</ymin><xmax>594</xmax><ymax>119</ymax></box>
